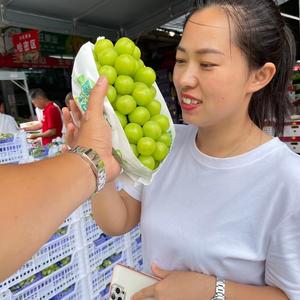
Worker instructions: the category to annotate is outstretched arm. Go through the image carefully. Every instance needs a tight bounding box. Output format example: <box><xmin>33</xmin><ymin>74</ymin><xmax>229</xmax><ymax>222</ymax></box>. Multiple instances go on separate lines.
<box><xmin>132</xmin><ymin>264</ymin><xmax>287</xmax><ymax>300</ymax></box>
<box><xmin>0</xmin><ymin>76</ymin><xmax>120</xmax><ymax>281</ymax></box>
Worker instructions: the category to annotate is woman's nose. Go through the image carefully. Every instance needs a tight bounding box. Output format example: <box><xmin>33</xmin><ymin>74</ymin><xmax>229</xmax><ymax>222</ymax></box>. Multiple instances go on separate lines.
<box><xmin>176</xmin><ymin>63</ymin><xmax>198</xmax><ymax>90</ymax></box>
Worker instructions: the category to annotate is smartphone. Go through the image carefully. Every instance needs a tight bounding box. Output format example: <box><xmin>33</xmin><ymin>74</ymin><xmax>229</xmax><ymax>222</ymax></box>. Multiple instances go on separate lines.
<box><xmin>109</xmin><ymin>264</ymin><xmax>159</xmax><ymax>300</ymax></box>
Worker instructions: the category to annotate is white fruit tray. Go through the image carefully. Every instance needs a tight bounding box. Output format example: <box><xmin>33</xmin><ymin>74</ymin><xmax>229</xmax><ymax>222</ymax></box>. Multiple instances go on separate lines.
<box><xmin>0</xmin><ymin>250</ymin><xmax>85</xmax><ymax>300</ymax></box>
<box><xmin>83</xmin><ymin>235</ymin><xmax>125</xmax><ymax>271</ymax></box>
<box><xmin>86</xmin><ymin>250</ymin><xmax>129</xmax><ymax>299</ymax></box>
<box><xmin>0</xmin><ymin>222</ymin><xmax>82</xmax><ymax>293</ymax></box>
<box><xmin>0</xmin><ymin>132</ymin><xmax>29</xmax><ymax>164</ymax></box>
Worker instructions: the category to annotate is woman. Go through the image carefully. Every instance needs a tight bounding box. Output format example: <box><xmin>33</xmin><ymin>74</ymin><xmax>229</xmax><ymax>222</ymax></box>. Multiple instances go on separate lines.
<box><xmin>65</xmin><ymin>0</ymin><xmax>300</xmax><ymax>299</ymax></box>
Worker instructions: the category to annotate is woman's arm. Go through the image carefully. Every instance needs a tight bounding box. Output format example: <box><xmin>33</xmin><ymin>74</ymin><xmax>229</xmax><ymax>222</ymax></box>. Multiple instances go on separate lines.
<box><xmin>226</xmin><ymin>279</ymin><xmax>287</xmax><ymax>300</ymax></box>
<box><xmin>0</xmin><ymin>76</ymin><xmax>120</xmax><ymax>281</ymax></box>
<box><xmin>132</xmin><ymin>265</ymin><xmax>287</xmax><ymax>300</ymax></box>
<box><xmin>92</xmin><ymin>183</ymin><xmax>141</xmax><ymax>236</ymax></box>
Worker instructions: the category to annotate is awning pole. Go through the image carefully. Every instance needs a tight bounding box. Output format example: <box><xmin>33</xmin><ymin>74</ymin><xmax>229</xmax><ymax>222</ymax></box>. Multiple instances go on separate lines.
<box><xmin>23</xmin><ymin>79</ymin><xmax>35</xmax><ymax>119</ymax></box>
<box><xmin>11</xmin><ymin>80</ymin><xmax>25</xmax><ymax>91</ymax></box>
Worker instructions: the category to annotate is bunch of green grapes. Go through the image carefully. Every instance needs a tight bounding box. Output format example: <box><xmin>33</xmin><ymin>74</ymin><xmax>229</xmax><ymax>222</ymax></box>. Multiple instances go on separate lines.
<box><xmin>94</xmin><ymin>37</ymin><xmax>172</xmax><ymax>170</ymax></box>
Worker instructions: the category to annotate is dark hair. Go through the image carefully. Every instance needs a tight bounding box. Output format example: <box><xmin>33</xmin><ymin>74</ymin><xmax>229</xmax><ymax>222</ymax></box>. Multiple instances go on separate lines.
<box><xmin>30</xmin><ymin>88</ymin><xmax>48</xmax><ymax>100</ymax></box>
<box><xmin>185</xmin><ymin>0</ymin><xmax>296</xmax><ymax>136</ymax></box>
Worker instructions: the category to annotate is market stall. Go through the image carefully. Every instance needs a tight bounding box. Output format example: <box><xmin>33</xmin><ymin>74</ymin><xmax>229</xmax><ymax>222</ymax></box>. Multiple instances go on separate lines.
<box><xmin>0</xmin><ymin>70</ymin><xmax>34</xmax><ymax>119</ymax></box>
<box><xmin>0</xmin><ymin>0</ymin><xmax>192</xmax><ymax>39</ymax></box>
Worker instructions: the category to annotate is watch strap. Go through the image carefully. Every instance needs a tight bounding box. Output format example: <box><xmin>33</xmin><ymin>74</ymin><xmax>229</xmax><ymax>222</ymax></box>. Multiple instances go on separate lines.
<box><xmin>70</xmin><ymin>146</ymin><xmax>106</xmax><ymax>193</ymax></box>
<box><xmin>211</xmin><ymin>277</ymin><xmax>225</xmax><ymax>300</ymax></box>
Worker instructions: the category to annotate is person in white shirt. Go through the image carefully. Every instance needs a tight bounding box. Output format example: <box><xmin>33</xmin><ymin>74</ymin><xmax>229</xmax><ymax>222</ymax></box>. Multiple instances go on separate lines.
<box><xmin>63</xmin><ymin>1</ymin><xmax>300</xmax><ymax>299</ymax></box>
<box><xmin>0</xmin><ymin>99</ymin><xmax>19</xmax><ymax>134</ymax></box>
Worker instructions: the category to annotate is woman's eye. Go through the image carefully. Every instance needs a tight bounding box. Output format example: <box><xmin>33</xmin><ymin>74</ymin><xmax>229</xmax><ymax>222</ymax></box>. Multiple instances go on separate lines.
<box><xmin>175</xmin><ymin>58</ymin><xmax>185</xmax><ymax>64</ymax></box>
<box><xmin>200</xmin><ymin>63</ymin><xmax>216</xmax><ymax>69</ymax></box>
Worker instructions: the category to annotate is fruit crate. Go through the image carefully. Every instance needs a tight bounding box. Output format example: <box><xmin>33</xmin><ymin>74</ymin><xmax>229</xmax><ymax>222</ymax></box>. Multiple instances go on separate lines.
<box><xmin>79</xmin><ymin>215</ymin><xmax>104</xmax><ymax>245</ymax></box>
<box><xmin>93</xmin><ymin>283</ymin><xmax>110</xmax><ymax>300</ymax></box>
<box><xmin>129</xmin><ymin>225</ymin><xmax>141</xmax><ymax>241</ymax></box>
<box><xmin>78</xmin><ymin>199</ymin><xmax>92</xmax><ymax>218</ymax></box>
<box><xmin>130</xmin><ymin>233</ymin><xmax>143</xmax><ymax>272</ymax></box>
<box><xmin>0</xmin><ymin>250</ymin><xmax>86</xmax><ymax>300</ymax></box>
<box><xmin>0</xmin><ymin>290</ymin><xmax>11</xmax><ymax>300</ymax></box>
<box><xmin>83</xmin><ymin>234</ymin><xmax>125</xmax><ymax>271</ymax></box>
<box><xmin>49</xmin><ymin>277</ymin><xmax>88</xmax><ymax>300</ymax></box>
<box><xmin>78</xmin><ymin>181</ymin><xmax>122</xmax><ymax>219</ymax></box>
<box><xmin>0</xmin><ymin>222</ymin><xmax>82</xmax><ymax>293</ymax></box>
<box><xmin>0</xmin><ymin>132</ymin><xmax>29</xmax><ymax>164</ymax></box>
<box><xmin>86</xmin><ymin>250</ymin><xmax>129</xmax><ymax>299</ymax></box>
<box><xmin>59</xmin><ymin>208</ymin><xmax>80</xmax><ymax>228</ymax></box>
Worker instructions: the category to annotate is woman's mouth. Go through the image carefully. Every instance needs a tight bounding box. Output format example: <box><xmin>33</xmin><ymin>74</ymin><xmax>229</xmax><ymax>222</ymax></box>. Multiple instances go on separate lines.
<box><xmin>180</xmin><ymin>95</ymin><xmax>202</xmax><ymax>111</ymax></box>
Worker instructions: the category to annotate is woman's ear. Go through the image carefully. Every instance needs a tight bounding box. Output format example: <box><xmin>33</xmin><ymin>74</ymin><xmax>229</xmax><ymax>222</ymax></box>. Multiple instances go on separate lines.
<box><xmin>247</xmin><ymin>62</ymin><xmax>276</xmax><ymax>93</ymax></box>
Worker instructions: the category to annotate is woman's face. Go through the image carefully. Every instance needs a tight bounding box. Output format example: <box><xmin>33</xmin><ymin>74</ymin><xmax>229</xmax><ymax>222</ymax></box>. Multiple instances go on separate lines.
<box><xmin>173</xmin><ymin>6</ymin><xmax>252</xmax><ymax>128</ymax></box>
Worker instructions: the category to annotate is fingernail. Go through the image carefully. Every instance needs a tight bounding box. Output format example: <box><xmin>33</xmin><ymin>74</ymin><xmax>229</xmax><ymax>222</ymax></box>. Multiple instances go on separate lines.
<box><xmin>96</xmin><ymin>76</ymin><xmax>106</xmax><ymax>86</ymax></box>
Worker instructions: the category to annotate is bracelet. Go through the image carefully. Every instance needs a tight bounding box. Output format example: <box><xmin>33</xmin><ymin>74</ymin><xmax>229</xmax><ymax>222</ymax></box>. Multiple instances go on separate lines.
<box><xmin>70</xmin><ymin>146</ymin><xmax>106</xmax><ymax>194</ymax></box>
<box><xmin>211</xmin><ymin>277</ymin><xmax>226</xmax><ymax>300</ymax></box>
<box><xmin>74</xmin><ymin>150</ymin><xmax>99</xmax><ymax>180</ymax></box>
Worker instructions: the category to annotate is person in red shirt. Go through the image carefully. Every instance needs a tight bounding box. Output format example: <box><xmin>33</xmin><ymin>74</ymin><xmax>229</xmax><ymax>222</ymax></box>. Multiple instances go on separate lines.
<box><xmin>28</xmin><ymin>88</ymin><xmax>63</xmax><ymax>145</ymax></box>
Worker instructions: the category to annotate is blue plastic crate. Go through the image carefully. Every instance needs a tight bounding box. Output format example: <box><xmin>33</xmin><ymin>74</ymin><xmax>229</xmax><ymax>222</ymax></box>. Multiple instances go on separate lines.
<box><xmin>50</xmin><ymin>277</ymin><xmax>88</xmax><ymax>300</ymax></box>
<box><xmin>0</xmin><ymin>222</ymin><xmax>81</xmax><ymax>293</ymax></box>
<box><xmin>78</xmin><ymin>200</ymin><xmax>92</xmax><ymax>218</ymax></box>
<box><xmin>83</xmin><ymin>235</ymin><xmax>125</xmax><ymax>271</ymax></box>
<box><xmin>0</xmin><ymin>132</ymin><xmax>29</xmax><ymax>164</ymax></box>
<box><xmin>79</xmin><ymin>215</ymin><xmax>103</xmax><ymax>245</ymax></box>
<box><xmin>2</xmin><ymin>250</ymin><xmax>85</xmax><ymax>300</ymax></box>
<box><xmin>86</xmin><ymin>250</ymin><xmax>129</xmax><ymax>299</ymax></box>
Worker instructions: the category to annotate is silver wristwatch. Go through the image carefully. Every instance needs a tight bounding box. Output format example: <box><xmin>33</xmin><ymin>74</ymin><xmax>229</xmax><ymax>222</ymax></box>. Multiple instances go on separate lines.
<box><xmin>211</xmin><ymin>278</ymin><xmax>225</xmax><ymax>300</ymax></box>
<box><xmin>70</xmin><ymin>146</ymin><xmax>106</xmax><ymax>193</ymax></box>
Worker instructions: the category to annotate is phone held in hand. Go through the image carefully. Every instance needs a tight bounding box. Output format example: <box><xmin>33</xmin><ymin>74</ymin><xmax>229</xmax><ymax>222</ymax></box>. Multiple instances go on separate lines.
<box><xmin>109</xmin><ymin>264</ymin><xmax>159</xmax><ymax>300</ymax></box>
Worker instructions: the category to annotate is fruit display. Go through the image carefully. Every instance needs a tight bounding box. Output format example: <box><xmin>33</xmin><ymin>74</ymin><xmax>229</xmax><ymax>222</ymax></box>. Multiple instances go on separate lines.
<box><xmin>0</xmin><ymin>133</ymin><xmax>14</xmax><ymax>143</ymax></box>
<box><xmin>9</xmin><ymin>255</ymin><xmax>72</xmax><ymax>293</ymax></box>
<box><xmin>48</xmin><ymin>226</ymin><xmax>68</xmax><ymax>242</ymax></box>
<box><xmin>72</xmin><ymin>36</ymin><xmax>176</xmax><ymax>184</ymax></box>
<box><xmin>93</xmin><ymin>37</ymin><xmax>171</xmax><ymax>170</ymax></box>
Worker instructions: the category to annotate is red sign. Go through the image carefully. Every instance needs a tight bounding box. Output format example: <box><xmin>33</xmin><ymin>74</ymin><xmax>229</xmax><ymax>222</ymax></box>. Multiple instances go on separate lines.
<box><xmin>0</xmin><ymin>53</ymin><xmax>73</xmax><ymax>69</ymax></box>
<box><xmin>12</xmin><ymin>30</ymin><xmax>40</xmax><ymax>53</ymax></box>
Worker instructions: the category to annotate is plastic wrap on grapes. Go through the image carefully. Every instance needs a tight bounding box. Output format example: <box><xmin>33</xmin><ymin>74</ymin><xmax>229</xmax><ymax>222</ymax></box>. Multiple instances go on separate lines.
<box><xmin>71</xmin><ymin>37</ymin><xmax>175</xmax><ymax>185</ymax></box>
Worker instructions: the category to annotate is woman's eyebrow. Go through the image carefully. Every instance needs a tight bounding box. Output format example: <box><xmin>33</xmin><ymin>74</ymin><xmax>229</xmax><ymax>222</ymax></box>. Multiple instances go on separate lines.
<box><xmin>176</xmin><ymin>46</ymin><xmax>225</xmax><ymax>56</ymax></box>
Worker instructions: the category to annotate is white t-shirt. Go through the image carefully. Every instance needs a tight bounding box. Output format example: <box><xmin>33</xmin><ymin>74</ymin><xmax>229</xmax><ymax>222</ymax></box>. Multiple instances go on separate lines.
<box><xmin>0</xmin><ymin>113</ymin><xmax>19</xmax><ymax>134</ymax></box>
<box><xmin>123</xmin><ymin>124</ymin><xmax>300</xmax><ymax>299</ymax></box>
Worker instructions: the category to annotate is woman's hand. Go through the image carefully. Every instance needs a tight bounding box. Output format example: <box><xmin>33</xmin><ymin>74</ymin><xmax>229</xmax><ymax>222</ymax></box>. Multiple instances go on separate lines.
<box><xmin>131</xmin><ymin>264</ymin><xmax>214</xmax><ymax>300</ymax></box>
<box><xmin>62</xmin><ymin>76</ymin><xmax>121</xmax><ymax>182</ymax></box>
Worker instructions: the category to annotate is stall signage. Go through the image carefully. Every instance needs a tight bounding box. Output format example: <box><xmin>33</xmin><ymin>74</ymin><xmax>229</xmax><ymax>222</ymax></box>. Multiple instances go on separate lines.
<box><xmin>39</xmin><ymin>32</ymin><xmax>88</xmax><ymax>55</ymax></box>
<box><xmin>12</xmin><ymin>30</ymin><xmax>40</xmax><ymax>53</ymax></box>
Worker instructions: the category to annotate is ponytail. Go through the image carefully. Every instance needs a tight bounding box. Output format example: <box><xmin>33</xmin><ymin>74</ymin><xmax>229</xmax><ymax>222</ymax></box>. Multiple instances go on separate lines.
<box><xmin>249</xmin><ymin>25</ymin><xmax>296</xmax><ymax>136</ymax></box>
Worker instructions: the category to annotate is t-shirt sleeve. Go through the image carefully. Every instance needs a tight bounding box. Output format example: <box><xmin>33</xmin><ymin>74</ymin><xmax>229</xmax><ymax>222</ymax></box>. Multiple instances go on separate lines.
<box><xmin>265</xmin><ymin>209</ymin><xmax>300</xmax><ymax>299</ymax></box>
<box><xmin>118</xmin><ymin>173</ymin><xmax>144</xmax><ymax>201</ymax></box>
<box><xmin>9</xmin><ymin>116</ymin><xmax>19</xmax><ymax>132</ymax></box>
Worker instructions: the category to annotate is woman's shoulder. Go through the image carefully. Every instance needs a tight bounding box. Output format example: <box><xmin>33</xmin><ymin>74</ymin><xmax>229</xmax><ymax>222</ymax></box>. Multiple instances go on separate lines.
<box><xmin>275</xmin><ymin>141</ymin><xmax>300</xmax><ymax>185</ymax></box>
<box><xmin>173</xmin><ymin>124</ymin><xmax>196</xmax><ymax>143</ymax></box>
